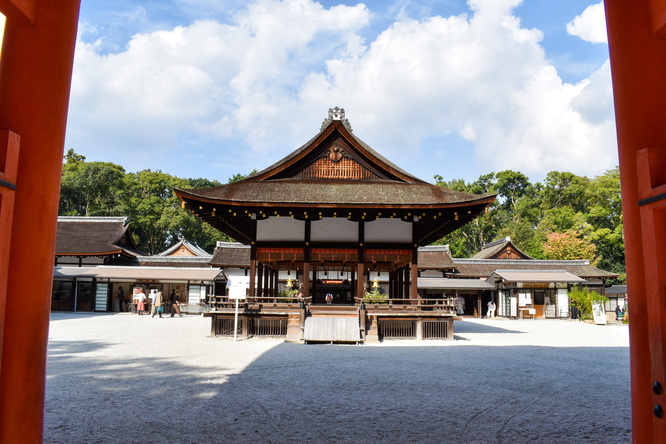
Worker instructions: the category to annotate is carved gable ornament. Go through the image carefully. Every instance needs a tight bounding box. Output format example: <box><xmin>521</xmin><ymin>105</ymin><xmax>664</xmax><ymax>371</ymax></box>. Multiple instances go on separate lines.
<box><xmin>328</xmin><ymin>143</ymin><xmax>343</xmax><ymax>162</ymax></box>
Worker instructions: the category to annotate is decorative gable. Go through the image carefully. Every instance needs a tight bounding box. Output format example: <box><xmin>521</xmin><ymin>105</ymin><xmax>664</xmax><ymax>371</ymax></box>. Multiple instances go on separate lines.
<box><xmin>249</xmin><ymin>107</ymin><xmax>424</xmax><ymax>184</ymax></box>
<box><xmin>291</xmin><ymin>138</ymin><xmax>381</xmax><ymax>180</ymax></box>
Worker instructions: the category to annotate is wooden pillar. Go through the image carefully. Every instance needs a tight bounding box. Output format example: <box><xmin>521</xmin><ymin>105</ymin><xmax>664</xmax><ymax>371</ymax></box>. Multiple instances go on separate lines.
<box><xmin>303</xmin><ymin>261</ymin><xmax>310</xmax><ymax>300</ymax></box>
<box><xmin>604</xmin><ymin>1</ymin><xmax>666</xmax><ymax>439</ymax></box>
<box><xmin>263</xmin><ymin>264</ymin><xmax>269</xmax><ymax>298</ymax></box>
<box><xmin>388</xmin><ymin>270</ymin><xmax>393</xmax><ymax>299</ymax></box>
<box><xmin>397</xmin><ymin>267</ymin><xmax>403</xmax><ymax>300</ymax></box>
<box><xmin>249</xmin><ymin>247</ymin><xmax>257</xmax><ymax>297</ymax></box>
<box><xmin>411</xmin><ymin>247</ymin><xmax>419</xmax><ymax>302</ymax></box>
<box><xmin>257</xmin><ymin>262</ymin><xmax>264</xmax><ymax>297</ymax></box>
<box><xmin>351</xmin><ymin>269</ymin><xmax>356</xmax><ymax>300</ymax></box>
<box><xmin>356</xmin><ymin>262</ymin><xmax>364</xmax><ymax>304</ymax></box>
<box><xmin>403</xmin><ymin>267</ymin><xmax>410</xmax><ymax>303</ymax></box>
<box><xmin>357</xmin><ymin>222</ymin><xmax>365</xmax><ymax>305</ymax></box>
<box><xmin>0</xmin><ymin>2</ymin><xmax>81</xmax><ymax>442</ymax></box>
<box><xmin>312</xmin><ymin>266</ymin><xmax>318</xmax><ymax>302</ymax></box>
<box><xmin>272</xmin><ymin>268</ymin><xmax>278</xmax><ymax>297</ymax></box>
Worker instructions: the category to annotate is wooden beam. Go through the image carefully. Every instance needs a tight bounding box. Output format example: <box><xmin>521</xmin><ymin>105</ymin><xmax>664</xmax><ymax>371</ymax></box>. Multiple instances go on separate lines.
<box><xmin>0</xmin><ymin>0</ymin><xmax>37</xmax><ymax>23</ymax></box>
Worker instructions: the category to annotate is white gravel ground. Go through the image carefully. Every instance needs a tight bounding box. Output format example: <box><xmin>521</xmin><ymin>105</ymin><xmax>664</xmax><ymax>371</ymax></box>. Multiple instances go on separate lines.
<box><xmin>44</xmin><ymin>312</ymin><xmax>631</xmax><ymax>443</ymax></box>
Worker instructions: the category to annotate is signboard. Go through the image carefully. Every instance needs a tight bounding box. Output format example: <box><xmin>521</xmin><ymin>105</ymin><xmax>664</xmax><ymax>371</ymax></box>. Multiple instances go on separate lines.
<box><xmin>228</xmin><ymin>286</ymin><xmax>247</xmax><ymax>300</ymax></box>
<box><xmin>227</xmin><ymin>275</ymin><xmax>249</xmax><ymax>300</ymax></box>
<box><xmin>523</xmin><ymin>282</ymin><xmax>550</xmax><ymax>289</ymax></box>
<box><xmin>592</xmin><ymin>301</ymin><xmax>606</xmax><ymax>325</ymax></box>
<box><xmin>510</xmin><ymin>296</ymin><xmax>518</xmax><ymax>318</ymax></box>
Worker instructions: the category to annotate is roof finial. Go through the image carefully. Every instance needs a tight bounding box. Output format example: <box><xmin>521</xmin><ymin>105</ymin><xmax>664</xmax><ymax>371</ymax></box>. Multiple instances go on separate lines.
<box><xmin>321</xmin><ymin>106</ymin><xmax>352</xmax><ymax>132</ymax></box>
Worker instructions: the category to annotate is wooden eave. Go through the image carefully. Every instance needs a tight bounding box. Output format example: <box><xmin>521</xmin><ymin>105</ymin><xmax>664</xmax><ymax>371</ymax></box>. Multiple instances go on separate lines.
<box><xmin>176</xmin><ymin>193</ymin><xmax>494</xmax><ymax>246</ymax></box>
<box><xmin>55</xmin><ymin>249</ymin><xmax>125</xmax><ymax>257</ymax></box>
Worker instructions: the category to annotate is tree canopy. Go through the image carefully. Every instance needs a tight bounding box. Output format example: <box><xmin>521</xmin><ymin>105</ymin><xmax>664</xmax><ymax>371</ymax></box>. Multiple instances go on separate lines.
<box><xmin>435</xmin><ymin>167</ymin><xmax>624</xmax><ymax>282</ymax></box>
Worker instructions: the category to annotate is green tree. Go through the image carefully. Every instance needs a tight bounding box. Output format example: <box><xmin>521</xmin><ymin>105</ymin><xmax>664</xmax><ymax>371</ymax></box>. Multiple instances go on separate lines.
<box><xmin>227</xmin><ymin>170</ymin><xmax>258</xmax><ymax>183</ymax></box>
<box><xmin>495</xmin><ymin>170</ymin><xmax>532</xmax><ymax>218</ymax></box>
<box><xmin>435</xmin><ymin>174</ymin><xmax>500</xmax><ymax>256</ymax></box>
<box><xmin>59</xmin><ymin>153</ymin><xmax>126</xmax><ymax>216</ymax></box>
<box><xmin>568</xmin><ymin>286</ymin><xmax>608</xmax><ymax>321</ymax></box>
<box><xmin>542</xmin><ymin>230</ymin><xmax>598</xmax><ymax>264</ymax></box>
<box><xmin>541</xmin><ymin>171</ymin><xmax>589</xmax><ymax>213</ymax></box>
<box><xmin>119</xmin><ymin>170</ymin><xmax>187</xmax><ymax>254</ymax></box>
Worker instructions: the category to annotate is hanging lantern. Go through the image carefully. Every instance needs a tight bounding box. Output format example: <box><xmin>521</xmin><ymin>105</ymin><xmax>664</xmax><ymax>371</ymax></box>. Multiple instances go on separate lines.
<box><xmin>286</xmin><ymin>277</ymin><xmax>293</xmax><ymax>288</ymax></box>
<box><xmin>372</xmin><ymin>277</ymin><xmax>379</xmax><ymax>289</ymax></box>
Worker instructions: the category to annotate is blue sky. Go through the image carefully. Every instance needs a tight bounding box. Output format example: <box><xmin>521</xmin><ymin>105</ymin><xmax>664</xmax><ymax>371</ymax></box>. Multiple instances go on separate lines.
<box><xmin>66</xmin><ymin>0</ymin><xmax>614</xmax><ymax>185</ymax></box>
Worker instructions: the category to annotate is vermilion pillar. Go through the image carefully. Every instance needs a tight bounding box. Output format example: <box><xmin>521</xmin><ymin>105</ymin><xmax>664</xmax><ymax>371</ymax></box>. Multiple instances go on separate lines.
<box><xmin>0</xmin><ymin>1</ymin><xmax>81</xmax><ymax>443</ymax></box>
<box><xmin>605</xmin><ymin>0</ymin><xmax>666</xmax><ymax>440</ymax></box>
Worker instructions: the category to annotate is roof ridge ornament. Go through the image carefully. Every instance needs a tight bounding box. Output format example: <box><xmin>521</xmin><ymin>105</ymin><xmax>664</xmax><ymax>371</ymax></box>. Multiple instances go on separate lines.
<box><xmin>321</xmin><ymin>106</ymin><xmax>353</xmax><ymax>132</ymax></box>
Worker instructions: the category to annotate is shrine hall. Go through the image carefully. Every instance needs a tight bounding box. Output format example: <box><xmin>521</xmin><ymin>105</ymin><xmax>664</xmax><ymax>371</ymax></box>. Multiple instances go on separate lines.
<box><xmin>175</xmin><ymin>108</ymin><xmax>495</xmax><ymax>342</ymax></box>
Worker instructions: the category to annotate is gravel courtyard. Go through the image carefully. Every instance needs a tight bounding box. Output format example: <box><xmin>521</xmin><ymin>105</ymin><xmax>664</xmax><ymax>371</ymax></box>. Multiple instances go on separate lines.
<box><xmin>44</xmin><ymin>312</ymin><xmax>631</xmax><ymax>443</ymax></box>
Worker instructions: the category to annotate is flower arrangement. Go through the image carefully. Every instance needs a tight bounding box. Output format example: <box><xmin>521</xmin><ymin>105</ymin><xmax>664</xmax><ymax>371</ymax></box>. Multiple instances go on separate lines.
<box><xmin>364</xmin><ymin>288</ymin><xmax>388</xmax><ymax>304</ymax></box>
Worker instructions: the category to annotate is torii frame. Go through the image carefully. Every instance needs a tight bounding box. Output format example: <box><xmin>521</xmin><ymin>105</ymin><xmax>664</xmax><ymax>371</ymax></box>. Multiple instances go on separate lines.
<box><xmin>0</xmin><ymin>1</ymin><xmax>81</xmax><ymax>443</ymax></box>
<box><xmin>0</xmin><ymin>1</ymin><xmax>665</xmax><ymax>442</ymax></box>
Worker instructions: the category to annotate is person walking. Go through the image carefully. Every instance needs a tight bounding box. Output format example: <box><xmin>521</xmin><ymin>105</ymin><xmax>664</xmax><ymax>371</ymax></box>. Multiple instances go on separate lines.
<box><xmin>487</xmin><ymin>299</ymin><xmax>493</xmax><ymax>318</ymax></box>
<box><xmin>170</xmin><ymin>290</ymin><xmax>182</xmax><ymax>317</ymax></box>
<box><xmin>151</xmin><ymin>290</ymin><xmax>164</xmax><ymax>318</ymax></box>
<box><xmin>117</xmin><ymin>287</ymin><xmax>126</xmax><ymax>312</ymax></box>
<box><xmin>489</xmin><ymin>301</ymin><xmax>496</xmax><ymax>318</ymax></box>
<box><xmin>455</xmin><ymin>295</ymin><xmax>465</xmax><ymax>315</ymax></box>
<box><xmin>136</xmin><ymin>289</ymin><xmax>146</xmax><ymax>315</ymax></box>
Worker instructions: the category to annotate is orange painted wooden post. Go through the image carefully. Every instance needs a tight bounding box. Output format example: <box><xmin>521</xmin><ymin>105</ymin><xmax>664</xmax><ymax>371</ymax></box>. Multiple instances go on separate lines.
<box><xmin>605</xmin><ymin>0</ymin><xmax>666</xmax><ymax>440</ymax></box>
<box><xmin>0</xmin><ymin>1</ymin><xmax>81</xmax><ymax>443</ymax></box>
<box><xmin>0</xmin><ymin>131</ymin><xmax>20</xmax><ymax>373</ymax></box>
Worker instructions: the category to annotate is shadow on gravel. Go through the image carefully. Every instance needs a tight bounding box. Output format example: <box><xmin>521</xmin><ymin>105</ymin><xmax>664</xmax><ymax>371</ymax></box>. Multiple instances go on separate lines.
<box><xmin>44</xmin><ymin>339</ymin><xmax>631</xmax><ymax>444</ymax></box>
<box><xmin>49</xmin><ymin>312</ymin><xmax>130</xmax><ymax>322</ymax></box>
<box><xmin>453</xmin><ymin>320</ymin><xmax>525</xmax><ymax>337</ymax></box>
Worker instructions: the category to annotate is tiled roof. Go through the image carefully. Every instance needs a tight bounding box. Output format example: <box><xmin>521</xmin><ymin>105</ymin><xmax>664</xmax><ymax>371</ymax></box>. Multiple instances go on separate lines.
<box><xmin>209</xmin><ymin>242</ymin><xmax>251</xmax><ymax>267</ymax></box>
<box><xmin>55</xmin><ymin>217</ymin><xmax>143</xmax><ymax>257</ymax></box>
<box><xmin>452</xmin><ymin>258</ymin><xmax>618</xmax><ymax>279</ymax></box>
<box><xmin>606</xmin><ymin>285</ymin><xmax>627</xmax><ymax>295</ymax></box>
<box><xmin>135</xmin><ymin>256</ymin><xmax>213</xmax><ymax>268</ymax></box>
<box><xmin>175</xmin><ymin>113</ymin><xmax>495</xmax><ymax>245</ymax></box>
<box><xmin>417</xmin><ymin>245</ymin><xmax>456</xmax><ymax>269</ymax></box>
<box><xmin>472</xmin><ymin>237</ymin><xmax>533</xmax><ymax>260</ymax></box>
<box><xmin>157</xmin><ymin>239</ymin><xmax>211</xmax><ymax>257</ymax></box>
<box><xmin>177</xmin><ymin>179</ymin><xmax>491</xmax><ymax>207</ymax></box>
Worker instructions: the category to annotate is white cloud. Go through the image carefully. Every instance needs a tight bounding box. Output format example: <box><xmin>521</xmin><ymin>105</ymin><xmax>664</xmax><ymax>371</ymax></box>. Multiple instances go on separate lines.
<box><xmin>299</xmin><ymin>0</ymin><xmax>616</xmax><ymax>179</ymax></box>
<box><xmin>566</xmin><ymin>2</ymin><xmax>607</xmax><ymax>44</ymax></box>
<box><xmin>68</xmin><ymin>0</ymin><xmax>370</xmax><ymax>169</ymax></box>
<box><xmin>66</xmin><ymin>0</ymin><xmax>616</xmax><ymax>182</ymax></box>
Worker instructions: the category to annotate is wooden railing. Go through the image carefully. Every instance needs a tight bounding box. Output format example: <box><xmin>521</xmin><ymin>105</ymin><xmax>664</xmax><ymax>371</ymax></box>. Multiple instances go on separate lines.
<box><xmin>210</xmin><ymin>295</ymin><xmax>455</xmax><ymax>313</ymax></box>
<box><xmin>210</xmin><ymin>295</ymin><xmax>311</xmax><ymax>311</ymax></box>
<box><xmin>356</xmin><ymin>297</ymin><xmax>456</xmax><ymax>313</ymax></box>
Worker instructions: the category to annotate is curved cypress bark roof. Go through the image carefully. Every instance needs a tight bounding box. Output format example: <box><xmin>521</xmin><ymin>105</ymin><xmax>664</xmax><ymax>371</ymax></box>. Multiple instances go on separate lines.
<box><xmin>175</xmin><ymin>109</ymin><xmax>495</xmax><ymax>245</ymax></box>
<box><xmin>55</xmin><ymin>217</ymin><xmax>143</xmax><ymax>257</ymax></box>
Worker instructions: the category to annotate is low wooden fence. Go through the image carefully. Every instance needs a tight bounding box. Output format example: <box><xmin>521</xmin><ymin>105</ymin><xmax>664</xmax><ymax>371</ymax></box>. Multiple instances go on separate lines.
<box><xmin>378</xmin><ymin>318</ymin><xmax>451</xmax><ymax>340</ymax></box>
<box><xmin>212</xmin><ymin>315</ymin><xmax>287</xmax><ymax>338</ymax></box>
